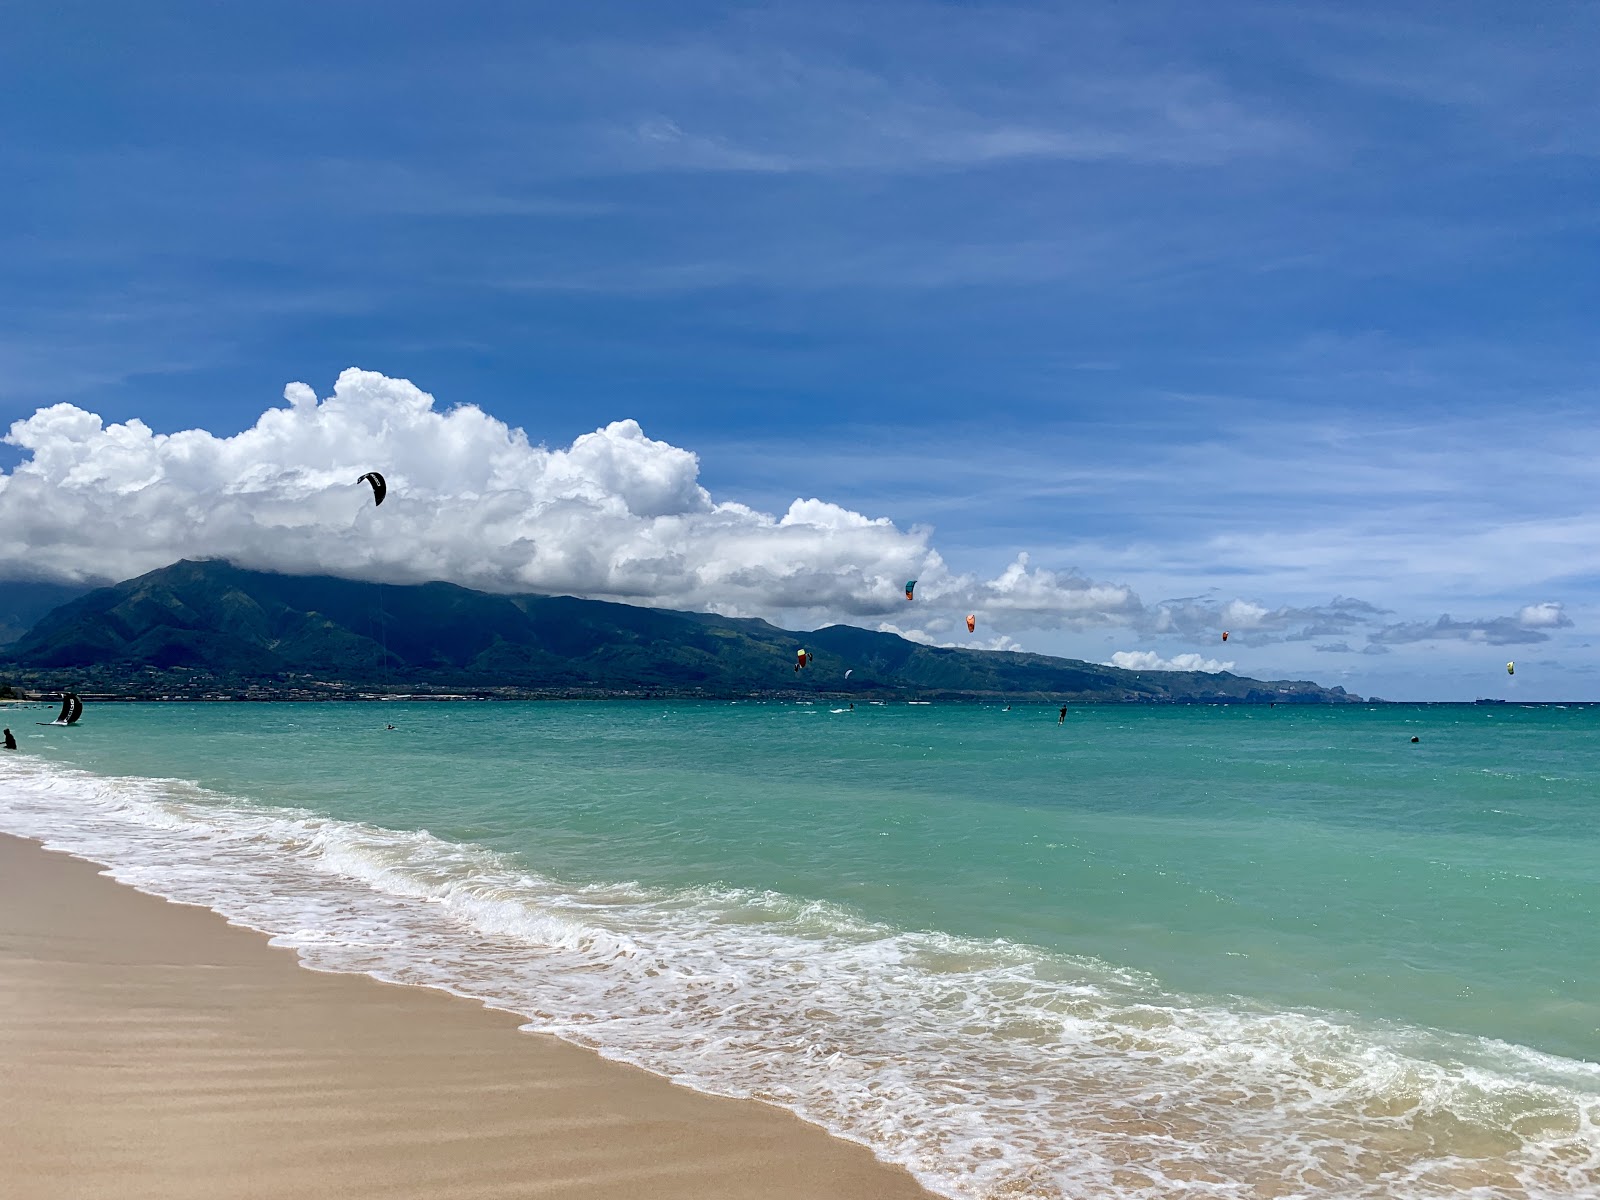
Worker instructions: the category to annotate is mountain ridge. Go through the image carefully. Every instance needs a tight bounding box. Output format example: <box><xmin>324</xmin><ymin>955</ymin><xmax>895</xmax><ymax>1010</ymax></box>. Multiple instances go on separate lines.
<box><xmin>1</xmin><ymin>560</ymin><xmax>1360</xmax><ymax>703</ymax></box>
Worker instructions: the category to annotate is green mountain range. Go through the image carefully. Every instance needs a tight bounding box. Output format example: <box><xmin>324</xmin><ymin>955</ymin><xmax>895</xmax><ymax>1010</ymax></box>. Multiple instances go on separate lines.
<box><xmin>1</xmin><ymin>560</ymin><xmax>1359</xmax><ymax>702</ymax></box>
<box><xmin>0</xmin><ymin>579</ymin><xmax>97</xmax><ymax>646</ymax></box>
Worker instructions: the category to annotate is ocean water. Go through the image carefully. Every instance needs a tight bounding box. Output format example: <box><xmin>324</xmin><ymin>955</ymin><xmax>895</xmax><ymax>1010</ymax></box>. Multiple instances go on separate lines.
<box><xmin>2</xmin><ymin>700</ymin><xmax>1597</xmax><ymax>1198</ymax></box>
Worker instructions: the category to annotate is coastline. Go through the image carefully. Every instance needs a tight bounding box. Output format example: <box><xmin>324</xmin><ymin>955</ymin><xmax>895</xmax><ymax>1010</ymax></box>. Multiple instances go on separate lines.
<box><xmin>0</xmin><ymin>832</ymin><xmax>935</xmax><ymax>1200</ymax></box>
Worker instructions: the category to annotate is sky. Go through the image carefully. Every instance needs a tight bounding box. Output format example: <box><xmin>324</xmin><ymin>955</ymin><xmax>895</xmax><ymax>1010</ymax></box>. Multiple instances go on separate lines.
<box><xmin>2</xmin><ymin>1</ymin><xmax>1597</xmax><ymax>700</ymax></box>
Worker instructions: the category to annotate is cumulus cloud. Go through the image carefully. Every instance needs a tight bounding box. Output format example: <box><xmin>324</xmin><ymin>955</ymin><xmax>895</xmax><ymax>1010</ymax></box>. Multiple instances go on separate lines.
<box><xmin>877</xmin><ymin>622</ymin><xmax>1026</xmax><ymax>652</ymax></box>
<box><xmin>0</xmin><ymin>369</ymin><xmax>1146</xmax><ymax>631</ymax></box>
<box><xmin>1106</xmin><ymin>650</ymin><xmax>1234</xmax><ymax>673</ymax></box>
<box><xmin>1517</xmin><ymin>602</ymin><xmax>1571</xmax><ymax>629</ymax></box>
<box><xmin>4</xmin><ymin>370</ymin><xmax>1580</xmax><ymax>666</ymax></box>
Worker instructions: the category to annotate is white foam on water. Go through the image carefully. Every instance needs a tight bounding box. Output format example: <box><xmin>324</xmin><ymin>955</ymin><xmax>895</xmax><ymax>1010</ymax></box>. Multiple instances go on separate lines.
<box><xmin>3</xmin><ymin>755</ymin><xmax>1598</xmax><ymax>1200</ymax></box>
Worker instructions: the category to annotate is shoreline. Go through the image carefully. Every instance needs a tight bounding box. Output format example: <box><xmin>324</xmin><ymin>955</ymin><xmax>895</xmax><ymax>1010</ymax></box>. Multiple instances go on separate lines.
<box><xmin>0</xmin><ymin>832</ymin><xmax>936</xmax><ymax>1200</ymax></box>
<box><xmin>9</xmin><ymin>717</ymin><xmax>1598</xmax><ymax>1200</ymax></box>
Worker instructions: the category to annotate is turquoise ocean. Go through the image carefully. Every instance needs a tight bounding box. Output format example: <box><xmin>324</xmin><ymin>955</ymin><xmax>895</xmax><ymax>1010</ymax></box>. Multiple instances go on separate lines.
<box><xmin>3</xmin><ymin>700</ymin><xmax>1597</xmax><ymax>1198</ymax></box>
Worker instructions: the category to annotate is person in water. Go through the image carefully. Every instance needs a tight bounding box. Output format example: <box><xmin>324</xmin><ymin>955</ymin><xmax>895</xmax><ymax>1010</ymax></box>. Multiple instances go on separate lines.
<box><xmin>1058</xmin><ymin>705</ymin><xmax>1067</xmax><ymax>725</ymax></box>
<box><xmin>3</xmin><ymin>728</ymin><xmax>16</xmax><ymax>749</ymax></box>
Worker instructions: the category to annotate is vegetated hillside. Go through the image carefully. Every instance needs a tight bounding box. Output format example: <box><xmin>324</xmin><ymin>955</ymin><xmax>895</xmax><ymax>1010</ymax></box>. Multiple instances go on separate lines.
<box><xmin>4</xmin><ymin>560</ymin><xmax>1359</xmax><ymax>702</ymax></box>
<box><xmin>0</xmin><ymin>579</ymin><xmax>95</xmax><ymax>645</ymax></box>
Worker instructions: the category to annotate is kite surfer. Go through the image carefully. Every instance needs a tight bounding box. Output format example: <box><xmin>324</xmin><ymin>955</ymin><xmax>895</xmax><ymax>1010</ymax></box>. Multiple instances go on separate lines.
<box><xmin>3</xmin><ymin>728</ymin><xmax>14</xmax><ymax>749</ymax></box>
<box><xmin>1058</xmin><ymin>705</ymin><xmax>1067</xmax><ymax>725</ymax></box>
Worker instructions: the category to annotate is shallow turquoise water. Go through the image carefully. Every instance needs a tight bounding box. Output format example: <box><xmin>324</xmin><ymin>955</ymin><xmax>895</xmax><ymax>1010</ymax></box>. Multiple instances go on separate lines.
<box><xmin>5</xmin><ymin>699</ymin><xmax>1599</xmax><ymax>1198</ymax></box>
<box><xmin>19</xmin><ymin>700</ymin><xmax>1597</xmax><ymax>1058</ymax></box>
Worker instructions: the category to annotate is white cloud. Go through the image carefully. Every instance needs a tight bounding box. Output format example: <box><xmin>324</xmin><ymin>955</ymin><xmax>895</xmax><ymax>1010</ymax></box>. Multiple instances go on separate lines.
<box><xmin>875</xmin><ymin>623</ymin><xmax>1025</xmax><ymax>653</ymax></box>
<box><xmin>970</xmin><ymin>634</ymin><xmax>1026</xmax><ymax>653</ymax></box>
<box><xmin>0</xmin><ymin>369</ymin><xmax>1142</xmax><ymax>631</ymax></box>
<box><xmin>1220</xmin><ymin>598</ymin><xmax>1270</xmax><ymax>628</ymax></box>
<box><xmin>4</xmin><ymin>370</ymin><xmax>1579</xmax><ymax>685</ymax></box>
<box><xmin>1517</xmin><ymin>601</ymin><xmax>1570</xmax><ymax>628</ymax></box>
<box><xmin>1107</xmin><ymin>650</ymin><xmax>1235</xmax><ymax>673</ymax></box>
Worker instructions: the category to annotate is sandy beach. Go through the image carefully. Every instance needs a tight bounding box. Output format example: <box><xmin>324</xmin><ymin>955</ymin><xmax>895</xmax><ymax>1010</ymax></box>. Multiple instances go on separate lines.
<box><xmin>0</xmin><ymin>833</ymin><xmax>934</xmax><ymax>1200</ymax></box>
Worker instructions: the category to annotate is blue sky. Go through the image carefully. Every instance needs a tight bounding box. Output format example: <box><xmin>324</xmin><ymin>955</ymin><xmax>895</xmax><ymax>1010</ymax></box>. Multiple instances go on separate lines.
<box><xmin>2</xmin><ymin>1</ymin><xmax>1597</xmax><ymax>699</ymax></box>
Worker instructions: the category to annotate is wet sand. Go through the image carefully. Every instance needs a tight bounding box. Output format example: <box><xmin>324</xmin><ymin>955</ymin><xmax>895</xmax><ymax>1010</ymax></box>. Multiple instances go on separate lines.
<box><xmin>0</xmin><ymin>833</ymin><xmax>935</xmax><ymax>1200</ymax></box>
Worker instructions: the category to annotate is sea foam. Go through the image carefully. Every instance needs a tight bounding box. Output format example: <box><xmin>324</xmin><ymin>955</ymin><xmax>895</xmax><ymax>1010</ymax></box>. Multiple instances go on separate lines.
<box><xmin>3</xmin><ymin>755</ymin><xmax>1597</xmax><ymax>1200</ymax></box>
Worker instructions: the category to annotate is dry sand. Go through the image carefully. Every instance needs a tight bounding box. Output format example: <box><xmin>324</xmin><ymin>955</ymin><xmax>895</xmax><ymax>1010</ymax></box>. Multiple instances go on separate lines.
<box><xmin>0</xmin><ymin>833</ymin><xmax>935</xmax><ymax>1200</ymax></box>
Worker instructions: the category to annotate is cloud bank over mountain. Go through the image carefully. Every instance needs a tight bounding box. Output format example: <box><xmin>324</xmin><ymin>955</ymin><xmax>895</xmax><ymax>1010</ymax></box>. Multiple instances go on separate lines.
<box><xmin>0</xmin><ymin>369</ymin><xmax>1143</xmax><ymax>633</ymax></box>
<box><xmin>0</xmin><ymin>370</ymin><xmax>1573</xmax><ymax>669</ymax></box>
